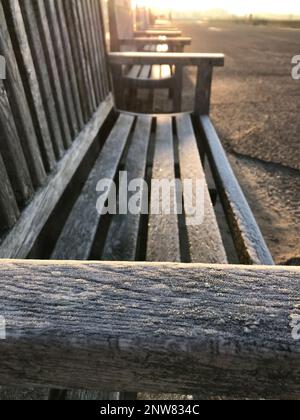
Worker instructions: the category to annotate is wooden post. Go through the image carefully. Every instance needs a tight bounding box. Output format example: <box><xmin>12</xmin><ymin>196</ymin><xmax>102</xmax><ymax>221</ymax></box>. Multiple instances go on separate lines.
<box><xmin>194</xmin><ymin>64</ymin><xmax>213</xmax><ymax>115</ymax></box>
<box><xmin>173</xmin><ymin>64</ymin><xmax>183</xmax><ymax>112</ymax></box>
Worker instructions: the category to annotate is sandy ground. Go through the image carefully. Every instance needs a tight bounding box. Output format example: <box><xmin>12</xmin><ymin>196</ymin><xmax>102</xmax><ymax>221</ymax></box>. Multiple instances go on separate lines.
<box><xmin>177</xmin><ymin>20</ymin><xmax>300</xmax><ymax>264</ymax></box>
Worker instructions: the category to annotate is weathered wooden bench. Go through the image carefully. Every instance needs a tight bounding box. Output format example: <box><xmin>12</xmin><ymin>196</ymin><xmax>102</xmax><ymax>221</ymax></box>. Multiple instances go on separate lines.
<box><xmin>107</xmin><ymin>0</ymin><xmax>191</xmax><ymax>112</ymax></box>
<box><xmin>1</xmin><ymin>0</ymin><xmax>298</xmax><ymax>402</ymax></box>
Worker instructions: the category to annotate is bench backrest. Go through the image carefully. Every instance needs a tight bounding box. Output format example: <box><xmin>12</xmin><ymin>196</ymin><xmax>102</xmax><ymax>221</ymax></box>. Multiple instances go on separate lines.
<box><xmin>0</xmin><ymin>0</ymin><xmax>112</xmax><ymax>251</ymax></box>
<box><xmin>106</xmin><ymin>0</ymin><xmax>134</xmax><ymax>51</ymax></box>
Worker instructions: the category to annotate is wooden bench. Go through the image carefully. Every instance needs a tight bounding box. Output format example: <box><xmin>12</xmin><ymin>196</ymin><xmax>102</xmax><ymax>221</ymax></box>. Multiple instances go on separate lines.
<box><xmin>0</xmin><ymin>0</ymin><xmax>291</xmax><ymax>401</ymax></box>
<box><xmin>107</xmin><ymin>0</ymin><xmax>191</xmax><ymax>112</ymax></box>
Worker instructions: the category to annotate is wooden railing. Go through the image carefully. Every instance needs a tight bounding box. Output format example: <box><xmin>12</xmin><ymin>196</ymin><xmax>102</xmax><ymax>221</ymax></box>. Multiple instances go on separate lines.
<box><xmin>0</xmin><ymin>0</ymin><xmax>109</xmax><ymax>236</ymax></box>
<box><xmin>0</xmin><ymin>260</ymin><xmax>299</xmax><ymax>399</ymax></box>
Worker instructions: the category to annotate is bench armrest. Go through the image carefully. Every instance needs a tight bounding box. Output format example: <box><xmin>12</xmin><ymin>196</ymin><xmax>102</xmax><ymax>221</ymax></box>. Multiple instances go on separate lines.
<box><xmin>134</xmin><ymin>30</ymin><xmax>182</xmax><ymax>37</ymax></box>
<box><xmin>108</xmin><ymin>52</ymin><xmax>225</xmax><ymax>67</ymax></box>
<box><xmin>120</xmin><ymin>37</ymin><xmax>192</xmax><ymax>46</ymax></box>
<box><xmin>108</xmin><ymin>53</ymin><xmax>225</xmax><ymax>114</ymax></box>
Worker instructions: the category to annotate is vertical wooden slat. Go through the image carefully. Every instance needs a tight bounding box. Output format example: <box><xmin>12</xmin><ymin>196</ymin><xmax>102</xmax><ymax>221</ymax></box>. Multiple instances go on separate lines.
<box><xmin>0</xmin><ymin>1</ymin><xmax>46</xmax><ymax>188</ymax></box>
<box><xmin>86</xmin><ymin>0</ymin><xmax>104</xmax><ymax>100</ymax></box>
<box><xmin>0</xmin><ymin>80</ymin><xmax>34</xmax><ymax>206</ymax></box>
<box><xmin>44</xmin><ymin>0</ymin><xmax>79</xmax><ymax>137</ymax></box>
<box><xmin>4</xmin><ymin>0</ymin><xmax>56</xmax><ymax>173</ymax></box>
<box><xmin>33</xmin><ymin>0</ymin><xmax>72</xmax><ymax>148</ymax></box>
<box><xmin>81</xmin><ymin>0</ymin><xmax>101</xmax><ymax>104</ymax></box>
<box><xmin>19</xmin><ymin>0</ymin><xmax>65</xmax><ymax>158</ymax></box>
<box><xmin>194</xmin><ymin>64</ymin><xmax>213</xmax><ymax>115</ymax></box>
<box><xmin>54</xmin><ymin>0</ymin><xmax>84</xmax><ymax>129</ymax></box>
<box><xmin>63</xmin><ymin>0</ymin><xmax>94</xmax><ymax>119</ymax></box>
<box><xmin>75</xmin><ymin>0</ymin><xmax>98</xmax><ymax>110</ymax></box>
<box><xmin>0</xmin><ymin>152</ymin><xmax>19</xmax><ymax>231</ymax></box>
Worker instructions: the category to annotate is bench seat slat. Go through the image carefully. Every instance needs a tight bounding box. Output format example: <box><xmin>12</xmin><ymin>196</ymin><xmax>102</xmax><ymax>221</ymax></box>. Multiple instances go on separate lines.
<box><xmin>102</xmin><ymin>115</ymin><xmax>152</xmax><ymax>261</ymax></box>
<box><xmin>139</xmin><ymin>65</ymin><xmax>151</xmax><ymax>79</ymax></box>
<box><xmin>126</xmin><ymin>65</ymin><xmax>141</xmax><ymax>78</ymax></box>
<box><xmin>176</xmin><ymin>114</ymin><xmax>228</xmax><ymax>264</ymax></box>
<box><xmin>147</xmin><ymin>116</ymin><xmax>181</xmax><ymax>262</ymax></box>
<box><xmin>52</xmin><ymin>113</ymin><xmax>134</xmax><ymax>260</ymax></box>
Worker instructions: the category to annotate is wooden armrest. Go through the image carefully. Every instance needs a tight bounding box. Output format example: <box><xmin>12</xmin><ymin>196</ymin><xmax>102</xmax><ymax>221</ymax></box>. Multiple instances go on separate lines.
<box><xmin>120</xmin><ymin>37</ymin><xmax>192</xmax><ymax>46</ymax></box>
<box><xmin>108</xmin><ymin>52</ymin><xmax>225</xmax><ymax>67</ymax></box>
<box><xmin>0</xmin><ymin>260</ymin><xmax>299</xmax><ymax>398</ymax></box>
<box><xmin>134</xmin><ymin>30</ymin><xmax>182</xmax><ymax>37</ymax></box>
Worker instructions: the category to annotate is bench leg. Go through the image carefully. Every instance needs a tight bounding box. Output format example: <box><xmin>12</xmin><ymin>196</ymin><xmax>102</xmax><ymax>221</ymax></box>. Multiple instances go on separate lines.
<box><xmin>173</xmin><ymin>66</ymin><xmax>183</xmax><ymax>113</ymax></box>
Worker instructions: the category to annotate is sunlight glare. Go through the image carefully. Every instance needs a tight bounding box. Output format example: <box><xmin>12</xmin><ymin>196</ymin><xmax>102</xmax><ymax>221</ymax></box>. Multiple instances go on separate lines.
<box><xmin>133</xmin><ymin>0</ymin><xmax>300</xmax><ymax>16</ymax></box>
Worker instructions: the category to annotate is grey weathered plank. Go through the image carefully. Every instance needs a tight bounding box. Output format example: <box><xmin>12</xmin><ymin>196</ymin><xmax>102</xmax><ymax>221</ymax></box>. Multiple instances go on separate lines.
<box><xmin>139</xmin><ymin>65</ymin><xmax>151</xmax><ymax>79</ymax></box>
<box><xmin>61</xmin><ymin>0</ymin><xmax>91</xmax><ymax>121</ymax></box>
<box><xmin>33</xmin><ymin>0</ymin><xmax>72</xmax><ymax>148</ymax></box>
<box><xmin>81</xmin><ymin>0</ymin><xmax>101</xmax><ymax>103</ymax></box>
<box><xmin>0</xmin><ymin>97</ymin><xmax>113</xmax><ymax>259</ymax></box>
<box><xmin>134</xmin><ymin>30</ymin><xmax>182</xmax><ymax>37</ymax></box>
<box><xmin>102</xmin><ymin>115</ymin><xmax>152</xmax><ymax>260</ymax></box>
<box><xmin>54</xmin><ymin>0</ymin><xmax>84</xmax><ymax>128</ymax></box>
<box><xmin>92</xmin><ymin>0</ymin><xmax>110</xmax><ymax>95</ymax></box>
<box><xmin>121</xmin><ymin>37</ymin><xmax>191</xmax><ymax>47</ymax></box>
<box><xmin>0</xmin><ymin>152</ymin><xmax>19</xmax><ymax>231</ymax></box>
<box><xmin>194</xmin><ymin>64</ymin><xmax>213</xmax><ymax>115</ymax></box>
<box><xmin>5</xmin><ymin>0</ymin><xmax>56</xmax><ymax>173</ymax></box>
<box><xmin>127</xmin><ymin>65</ymin><xmax>141</xmax><ymax>78</ymax></box>
<box><xmin>44</xmin><ymin>0</ymin><xmax>79</xmax><ymax>137</ymax></box>
<box><xmin>86</xmin><ymin>0</ymin><xmax>104</xmax><ymax>99</ymax></box>
<box><xmin>0</xmin><ymin>260</ymin><xmax>299</xmax><ymax>399</ymax></box>
<box><xmin>74</xmin><ymin>0</ymin><xmax>97</xmax><ymax>111</ymax></box>
<box><xmin>0</xmin><ymin>1</ymin><xmax>46</xmax><ymax>187</ymax></box>
<box><xmin>52</xmin><ymin>113</ymin><xmax>134</xmax><ymax>260</ymax></box>
<box><xmin>200</xmin><ymin>116</ymin><xmax>274</xmax><ymax>265</ymax></box>
<box><xmin>176</xmin><ymin>114</ymin><xmax>228</xmax><ymax>264</ymax></box>
<box><xmin>147</xmin><ymin>116</ymin><xmax>180</xmax><ymax>262</ymax></box>
<box><xmin>0</xmin><ymin>80</ymin><xmax>34</xmax><ymax>206</ymax></box>
<box><xmin>19</xmin><ymin>0</ymin><xmax>65</xmax><ymax>158</ymax></box>
<box><xmin>109</xmin><ymin>52</ymin><xmax>225</xmax><ymax>67</ymax></box>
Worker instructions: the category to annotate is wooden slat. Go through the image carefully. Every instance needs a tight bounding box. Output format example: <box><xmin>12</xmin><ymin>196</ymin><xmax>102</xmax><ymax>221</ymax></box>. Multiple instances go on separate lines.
<box><xmin>52</xmin><ymin>113</ymin><xmax>135</xmax><ymax>260</ymax></box>
<box><xmin>0</xmin><ymin>97</ymin><xmax>114</xmax><ymax>259</ymax></box>
<box><xmin>0</xmin><ymin>1</ymin><xmax>46</xmax><ymax>188</ymax></box>
<box><xmin>127</xmin><ymin>65</ymin><xmax>141</xmax><ymax>78</ymax></box>
<box><xmin>147</xmin><ymin>116</ymin><xmax>180</xmax><ymax>262</ymax></box>
<box><xmin>19</xmin><ymin>0</ymin><xmax>65</xmax><ymax>158</ymax></box>
<box><xmin>44</xmin><ymin>0</ymin><xmax>80</xmax><ymax>137</ymax></box>
<box><xmin>176</xmin><ymin>114</ymin><xmax>228</xmax><ymax>264</ymax></box>
<box><xmin>33</xmin><ymin>0</ymin><xmax>72</xmax><ymax>148</ymax></box>
<box><xmin>75</xmin><ymin>0</ymin><xmax>97</xmax><ymax>110</ymax></box>
<box><xmin>5</xmin><ymin>0</ymin><xmax>56</xmax><ymax>173</ymax></box>
<box><xmin>54</xmin><ymin>0</ymin><xmax>84</xmax><ymax>128</ymax></box>
<box><xmin>0</xmin><ymin>260</ymin><xmax>299</xmax><ymax>399</ymax></box>
<box><xmin>102</xmin><ymin>115</ymin><xmax>152</xmax><ymax>260</ymax></box>
<box><xmin>86</xmin><ymin>0</ymin><xmax>104</xmax><ymax>100</ymax></box>
<box><xmin>134</xmin><ymin>30</ymin><xmax>182</xmax><ymax>37</ymax></box>
<box><xmin>109</xmin><ymin>52</ymin><xmax>225</xmax><ymax>67</ymax></box>
<box><xmin>150</xmin><ymin>64</ymin><xmax>161</xmax><ymax>80</ymax></box>
<box><xmin>200</xmin><ymin>116</ymin><xmax>274</xmax><ymax>265</ymax></box>
<box><xmin>139</xmin><ymin>65</ymin><xmax>151</xmax><ymax>79</ymax></box>
<box><xmin>90</xmin><ymin>0</ymin><xmax>109</xmax><ymax>98</ymax></box>
<box><xmin>0</xmin><ymin>80</ymin><xmax>34</xmax><ymax>205</ymax></box>
<box><xmin>81</xmin><ymin>0</ymin><xmax>102</xmax><ymax>103</ymax></box>
<box><xmin>0</xmin><ymin>152</ymin><xmax>19</xmax><ymax>231</ymax></box>
<box><xmin>92</xmin><ymin>0</ymin><xmax>110</xmax><ymax>95</ymax></box>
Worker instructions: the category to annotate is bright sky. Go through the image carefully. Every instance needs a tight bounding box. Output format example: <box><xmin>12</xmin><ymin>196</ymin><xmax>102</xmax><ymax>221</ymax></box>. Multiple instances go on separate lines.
<box><xmin>134</xmin><ymin>0</ymin><xmax>300</xmax><ymax>15</ymax></box>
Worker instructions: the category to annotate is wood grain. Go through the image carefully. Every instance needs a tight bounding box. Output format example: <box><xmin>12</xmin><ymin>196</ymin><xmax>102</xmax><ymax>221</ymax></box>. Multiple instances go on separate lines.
<box><xmin>200</xmin><ymin>116</ymin><xmax>274</xmax><ymax>265</ymax></box>
<box><xmin>0</xmin><ymin>97</ymin><xmax>113</xmax><ymax>259</ymax></box>
<box><xmin>0</xmin><ymin>260</ymin><xmax>299</xmax><ymax>399</ymax></box>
